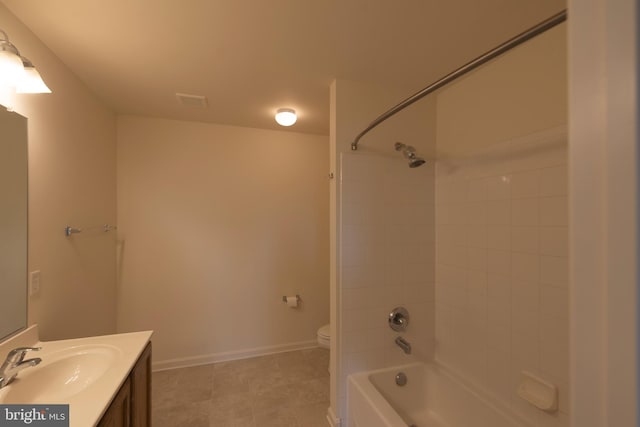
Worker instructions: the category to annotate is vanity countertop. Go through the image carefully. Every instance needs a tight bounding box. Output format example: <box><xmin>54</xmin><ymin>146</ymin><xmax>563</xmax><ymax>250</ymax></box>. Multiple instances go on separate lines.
<box><xmin>0</xmin><ymin>325</ymin><xmax>152</xmax><ymax>427</ymax></box>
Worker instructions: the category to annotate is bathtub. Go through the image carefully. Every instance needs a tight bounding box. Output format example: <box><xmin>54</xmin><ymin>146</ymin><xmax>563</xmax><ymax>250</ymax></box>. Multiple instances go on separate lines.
<box><xmin>348</xmin><ymin>363</ymin><xmax>529</xmax><ymax>427</ymax></box>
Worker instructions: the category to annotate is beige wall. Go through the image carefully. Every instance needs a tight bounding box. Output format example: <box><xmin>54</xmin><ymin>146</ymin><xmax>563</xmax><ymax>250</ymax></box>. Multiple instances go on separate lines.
<box><xmin>436</xmin><ymin>23</ymin><xmax>567</xmax><ymax>159</ymax></box>
<box><xmin>116</xmin><ymin>116</ymin><xmax>329</xmax><ymax>367</ymax></box>
<box><xmin>0</xmin><ymin>4</ymin><xmax>118</xmax><ymax>340</ymax></box>
<box><xmin>435</xmin><ymin>24</ymin><xmax>568</xmax><ymax>425</ymax></box>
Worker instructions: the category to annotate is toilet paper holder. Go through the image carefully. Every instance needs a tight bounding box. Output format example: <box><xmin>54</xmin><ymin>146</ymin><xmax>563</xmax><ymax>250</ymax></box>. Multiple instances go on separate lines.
<box><xmin>282</xmin><ymin>294</ymin><xmax>301</xmax><ymax>305</ymax></box>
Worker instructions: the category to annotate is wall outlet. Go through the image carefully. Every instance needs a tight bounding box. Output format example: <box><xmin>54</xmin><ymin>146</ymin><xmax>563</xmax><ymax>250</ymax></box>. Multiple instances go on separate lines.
<box><xmin>29</xmin><ymin>270</ymin><xmax>41</xmax><ymax>296</ymax></box>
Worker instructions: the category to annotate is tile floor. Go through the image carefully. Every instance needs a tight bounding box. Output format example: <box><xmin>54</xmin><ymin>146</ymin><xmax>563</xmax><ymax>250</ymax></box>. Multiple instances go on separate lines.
<box><xmin>152</xmin><ymin>348</ymin><xmax>330</xmax><ymax>427</ymax></box>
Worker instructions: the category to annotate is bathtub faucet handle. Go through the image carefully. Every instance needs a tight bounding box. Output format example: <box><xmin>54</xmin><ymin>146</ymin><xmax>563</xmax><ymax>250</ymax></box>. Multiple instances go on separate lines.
<box><xmin>388</xmin><ymin>307</ymin><xmax>410</xmax><ymax>332</ymax></box>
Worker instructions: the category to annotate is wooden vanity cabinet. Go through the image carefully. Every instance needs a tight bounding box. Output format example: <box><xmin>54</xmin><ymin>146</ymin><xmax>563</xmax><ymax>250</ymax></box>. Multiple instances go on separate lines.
<box><xmin>98</xmin><ymin>342</ymin><xmax>152</xmax><ymax>427</ymax></box>
<box><xmin>97</xmin><ymin>377</ymin><xmax>131</xmax><ymax>427</ymax></box>
<box><xmin>130</xmin><ymin>342</ymin><xmax>152</xmax><ymax>426</ymax></box>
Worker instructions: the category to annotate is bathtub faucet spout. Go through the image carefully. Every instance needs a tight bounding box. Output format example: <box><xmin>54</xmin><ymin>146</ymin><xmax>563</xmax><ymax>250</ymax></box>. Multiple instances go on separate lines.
<box><xmin>395</xmin><ymin>336</ymin><xmax>412</xmax><ymax>355</ymax></box>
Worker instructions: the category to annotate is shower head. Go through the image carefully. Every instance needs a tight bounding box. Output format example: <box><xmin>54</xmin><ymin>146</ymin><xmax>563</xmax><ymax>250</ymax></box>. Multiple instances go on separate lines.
<box><xmin>394</xmin><ymin>142</ymin><xmax>426</xmax><ymax>168</ymax></box>
<box><xmin>409</xmin><ymin>157</ymin><xmax>426</xmax><ymax>168</ymax></box>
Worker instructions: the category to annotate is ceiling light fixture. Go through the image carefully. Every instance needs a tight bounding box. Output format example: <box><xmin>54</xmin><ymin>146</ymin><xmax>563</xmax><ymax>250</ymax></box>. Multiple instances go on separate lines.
<box><xmin>0</xmin><ymin>29</ymin><xmax>51</xmax><ymax>94</ymax></box>
<box><xmin>275</xmin><ymin>108</ymin><xmax>297</xmax><ymax>126</ymax></box>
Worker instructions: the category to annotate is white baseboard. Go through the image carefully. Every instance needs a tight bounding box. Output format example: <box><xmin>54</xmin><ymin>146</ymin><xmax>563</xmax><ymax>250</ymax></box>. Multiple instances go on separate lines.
<box><xmin>152</xmin><ymin>339</ymin><xmax>318</xmax><ymax>371</ymax></box>
<box><xmin>326</xmin><ymin>406</ymin><xmax>341</xmax><ymax>427</ymax></box>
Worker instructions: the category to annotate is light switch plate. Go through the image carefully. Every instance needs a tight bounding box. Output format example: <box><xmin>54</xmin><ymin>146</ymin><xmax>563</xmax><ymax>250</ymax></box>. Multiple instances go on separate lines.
<box><xmin>29</xmin><ymin>270</ymin><xmax>41</xmax><ymax>296</ymax></box>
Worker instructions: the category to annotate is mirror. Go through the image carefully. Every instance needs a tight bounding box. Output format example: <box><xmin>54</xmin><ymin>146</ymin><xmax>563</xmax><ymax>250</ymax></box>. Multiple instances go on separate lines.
<box><xmin>0</xmin><ymin>107</ymin><xmax>28</xmax><ymax>341</ymax></box>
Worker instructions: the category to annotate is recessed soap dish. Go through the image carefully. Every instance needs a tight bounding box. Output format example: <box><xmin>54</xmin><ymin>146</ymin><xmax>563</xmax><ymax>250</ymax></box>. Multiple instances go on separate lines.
<box><xmin>516</xmin><ymin>371</ymin><xmax>558</xmax><ymax>412</ymax></box>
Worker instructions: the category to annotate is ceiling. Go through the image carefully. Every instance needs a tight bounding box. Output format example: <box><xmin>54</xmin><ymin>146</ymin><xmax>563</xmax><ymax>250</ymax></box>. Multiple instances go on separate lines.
<box><xmin>1</xmin><ymin>0</ymin><xmax>566</xmax><ymax>135</ymax></box>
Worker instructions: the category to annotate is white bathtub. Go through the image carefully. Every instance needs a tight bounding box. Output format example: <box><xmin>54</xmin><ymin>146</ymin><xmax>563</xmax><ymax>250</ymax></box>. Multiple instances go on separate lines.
<box><xmin>348</xmin><ymin>363</ymin><xmax>529</xmax><ymax>427</ymax></box>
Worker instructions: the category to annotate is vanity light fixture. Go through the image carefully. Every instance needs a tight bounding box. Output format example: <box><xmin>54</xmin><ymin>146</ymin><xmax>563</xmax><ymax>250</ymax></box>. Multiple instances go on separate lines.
<box><xmin>0</xmin><ymin>31</ymin><xmax>23</xmax><ymax>87</ymax></box>
<box><xmin>0</xmin><ymin>29</ymin><xmax>51</xmax><ymax>94</ymax></box>
<box><xmin>275</xmin><ymin>108</ymin><xmax>297</xmax><ymax>126</ymax></box>
<box><xmin>16</xmin><ymin>58</ymin><xmax>51</xmax><ymax>94</ymax></box>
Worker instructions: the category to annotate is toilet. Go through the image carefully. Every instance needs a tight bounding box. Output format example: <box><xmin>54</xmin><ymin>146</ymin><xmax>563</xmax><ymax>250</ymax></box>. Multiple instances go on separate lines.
<box><xmin>317</xmin><ymin>324</ymin><xmax>330</xmax><ymax>349</ymax></box>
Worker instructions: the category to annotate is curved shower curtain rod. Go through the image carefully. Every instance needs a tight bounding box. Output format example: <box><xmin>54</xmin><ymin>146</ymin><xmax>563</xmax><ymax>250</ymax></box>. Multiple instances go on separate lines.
<box><xmin>351</xmin><ymin>9</ymin><xmax>568</xmax><ymax>151</ymax></box>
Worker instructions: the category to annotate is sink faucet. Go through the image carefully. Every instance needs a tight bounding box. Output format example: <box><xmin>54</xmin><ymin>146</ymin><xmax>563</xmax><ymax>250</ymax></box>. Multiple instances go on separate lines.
<box><xmin>395</xmin><ymin>336</ymin><xmax>412</xmax><ymax>355</ymax></box>
<box><xmin>0</xmin><ymin>347</ymin><xmax>42</xmax><ymax>388</ymax></box>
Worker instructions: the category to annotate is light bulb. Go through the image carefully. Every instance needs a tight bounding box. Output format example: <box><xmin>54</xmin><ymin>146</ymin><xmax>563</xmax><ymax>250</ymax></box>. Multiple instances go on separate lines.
<box><xmin>275</xmin><ymin>108</ymin><xmax>297</xmax><ymax>126</ymax></box>
<box><xmin>0</xmin><ymin>48</ymin><xmax>24</xmax><ymax>87</ymax></box>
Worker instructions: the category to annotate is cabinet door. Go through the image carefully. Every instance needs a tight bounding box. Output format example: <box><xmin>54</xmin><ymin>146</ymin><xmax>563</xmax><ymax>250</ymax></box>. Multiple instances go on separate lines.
<box><xmin>131</xmin><ymin>342</ymin><xmax>152</xmax><ymax>427</ymax></box>
<box><xmin>98</xmin><ymin>377</ymin><xmax>131</xmax><ymax>427</ymax></box>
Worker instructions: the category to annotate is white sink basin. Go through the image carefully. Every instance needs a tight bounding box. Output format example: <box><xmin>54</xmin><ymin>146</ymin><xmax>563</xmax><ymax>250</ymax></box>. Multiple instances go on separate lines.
<box><xmin>2</xmin><ymin>344</ymin><xmax>121</xmax><ymax>403</ymax></box>
<box><xmin>0</xmin><ymin>326</ymin><xmax>152</xmax><ymax>426</ymax></box>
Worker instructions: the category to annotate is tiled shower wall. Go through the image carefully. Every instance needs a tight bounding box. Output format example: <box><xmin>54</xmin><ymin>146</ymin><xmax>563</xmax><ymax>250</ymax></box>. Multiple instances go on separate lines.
<box><xmin>435</xmin><ymin>126</ymin><xmax>569</xmax><ymax>426</ymax></box>
<box><xmin>339</xmin><ymin>152</ymin><xmax>435</xmax><ymax>416</ymax></box>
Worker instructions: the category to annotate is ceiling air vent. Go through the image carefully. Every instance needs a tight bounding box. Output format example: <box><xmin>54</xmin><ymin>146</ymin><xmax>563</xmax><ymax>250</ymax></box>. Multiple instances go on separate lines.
<box><xmin>176</xmin><ymin>93</ymin><xmax>208</xmax><ymax>108</ymax></box>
